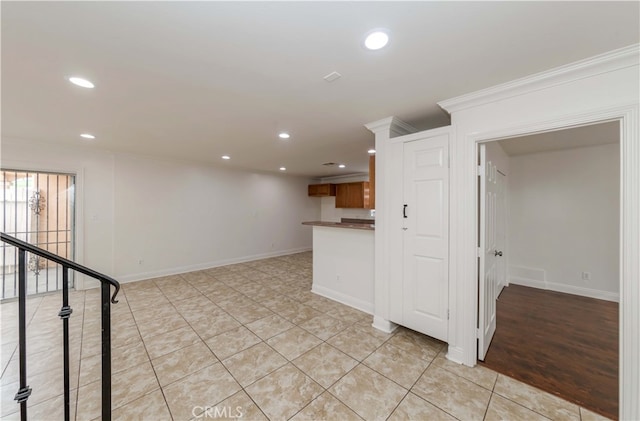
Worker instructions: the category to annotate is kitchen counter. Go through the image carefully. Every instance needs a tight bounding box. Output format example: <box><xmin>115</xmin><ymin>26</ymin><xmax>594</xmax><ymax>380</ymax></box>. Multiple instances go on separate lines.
<box><xmin>302</xmin><ymin>219</ymin><xmax>374</xmax><ymax>314</ymax></box>
<box><xmin>302</xmin><ymin>219</ymin><xmax>375</xmax><ymax>231</ymax></box>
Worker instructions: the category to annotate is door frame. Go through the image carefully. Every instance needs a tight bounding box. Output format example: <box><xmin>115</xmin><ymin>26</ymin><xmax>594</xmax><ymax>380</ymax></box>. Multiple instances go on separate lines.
<box><xmin>470</xmin><ymin>104</ymin><xmax>636</xmax><ymax>418</ymax></box>
<box><xmin>0</xmin><ymin>159</ymin><xmax>86</xmax><ymax>290</ymax></box>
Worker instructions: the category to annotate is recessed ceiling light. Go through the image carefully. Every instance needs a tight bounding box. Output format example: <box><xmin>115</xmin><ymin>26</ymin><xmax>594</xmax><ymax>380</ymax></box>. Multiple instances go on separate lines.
<box><xmin>338</xmin><ymin>164</ymin><xmax>346</xmax><ymax>169</ymax></box>
<box><xmin>364</xmin><ymin>30</ymin><xmax>389</xmax><ymax>50</ymax></box>
<box><xmin>221</xmin><ymin>155</ymin><xmax>231</xmax><ymax>160</ymax></box>
<box><xmin>368</xmin><ymin>149</ymin><xmax>376</xmax><ymax>154</ymax></box>
<box><xmin>278</xmin><ymin>132</ymin><xmax>290</xmax><ymax>139</ymax></box>
<box><xmin>68</xmin><ymin>77</ymin><xmax>95</xmax><ymax>89</ymax></box>
<box><xmin>80</xmin><ymin>133</ymin><xmax>95</xmax><ymax>139</ymax></box>
<box><xmin>279</xmin><ymin>167</ymin><xmax>286</xmax><ymax>171</ymax></box>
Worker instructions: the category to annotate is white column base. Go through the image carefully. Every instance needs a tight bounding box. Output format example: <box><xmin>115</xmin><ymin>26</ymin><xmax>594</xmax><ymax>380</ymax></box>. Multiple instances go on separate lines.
<box><xmin>372</xmin><ymin>316</ymin><xmax>398</xmax><ymax>333</ymax></box>
<box><xmin>446</xmin><ymin>345</ymin><xmax>469</xmax><ymax>366</ymax></box>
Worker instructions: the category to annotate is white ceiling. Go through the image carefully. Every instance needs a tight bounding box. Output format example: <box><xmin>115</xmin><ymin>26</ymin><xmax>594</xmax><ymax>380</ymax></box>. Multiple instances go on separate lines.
<box><xmin>498</xmin><ymin>121</ymin><xmax>620</xmax><ymax>157</ymax></box>
<box><xmin>1</xmin><ymin>2</ymin><xmax>638</xmax><ymax>177</ymax></box>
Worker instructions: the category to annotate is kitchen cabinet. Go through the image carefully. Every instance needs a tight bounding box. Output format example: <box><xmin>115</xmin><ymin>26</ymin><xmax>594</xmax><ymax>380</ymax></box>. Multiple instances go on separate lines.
<box><xmin>308</xmin><ymin>183</ymin><xmax>336</xmax><ymax>197</ymax></box>
<box><xmin>369</xmin><ymin>155</ymin><xmax>375</xmax><ymax>209</ymax></box>
<box><xmin>335</xmin><ymin>182</ymin><xmax>371</xmax><ymax>208</ymax></box>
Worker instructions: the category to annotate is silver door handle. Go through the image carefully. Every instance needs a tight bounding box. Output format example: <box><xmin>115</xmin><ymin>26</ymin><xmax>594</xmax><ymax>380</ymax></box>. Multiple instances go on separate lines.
<box><xmin>494</xmin><ymin>250</ymin><xmax>503</xmax><ymax>257</ymax></box>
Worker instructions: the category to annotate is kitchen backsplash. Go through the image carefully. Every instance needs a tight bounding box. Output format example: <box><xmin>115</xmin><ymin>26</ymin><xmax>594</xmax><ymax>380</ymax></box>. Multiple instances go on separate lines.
<box><xmin>320</xmin><ymin>196</ymin><xmax>373</xmax><ymax>222</ymax></box>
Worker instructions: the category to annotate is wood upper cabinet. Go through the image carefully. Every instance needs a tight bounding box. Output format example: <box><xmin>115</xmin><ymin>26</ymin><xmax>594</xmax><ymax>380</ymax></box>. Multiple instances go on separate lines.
<box><xmin>335</xmin><ymin>182</ymin><xmax>371</xmax><ymax>208</ymax></box>
<box><xmin>369</xmin><ymin>155</ymin><xmax>375</xmax><ymax>209</ymax></box>
<box><xmin>308</xmin><ymin>183</ymin><xmax>336</xmax><ymax>197</ymax></box>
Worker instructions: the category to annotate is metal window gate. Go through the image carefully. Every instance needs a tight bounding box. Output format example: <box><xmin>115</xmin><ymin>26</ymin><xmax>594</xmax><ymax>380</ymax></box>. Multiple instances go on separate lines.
<box><xmin>0</xmin><ymin>170</ymin><xmax>76</xmax><ymax>300</ymax></box>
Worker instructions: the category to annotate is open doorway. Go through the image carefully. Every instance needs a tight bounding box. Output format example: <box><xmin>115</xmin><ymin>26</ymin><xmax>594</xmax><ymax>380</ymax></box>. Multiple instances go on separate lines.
<box><xmin>477</xmin><ymin>121</ymin><xmax>620</xmax><ymax>419</ymax></box>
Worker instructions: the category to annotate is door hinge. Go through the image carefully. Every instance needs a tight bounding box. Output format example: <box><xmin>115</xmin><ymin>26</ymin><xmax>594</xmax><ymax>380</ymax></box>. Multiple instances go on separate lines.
<box><xmin>447</xmin><ymin>309</ymin><xmax>450</xmax><ymax>320</ymax></box>
<box><xmin>477</xmin><ymin>165</ymin><xmax>484</xmax><ymax>177</ymax></box>
<box><xmin>476</xmin><ymin>327</ymin><xmax>481</xmax><ymax>339</ymax></box>
<box><xmin>477</xmin><ymin>247</ymin><xmax>482</xmax><ymax>257</ymax></box>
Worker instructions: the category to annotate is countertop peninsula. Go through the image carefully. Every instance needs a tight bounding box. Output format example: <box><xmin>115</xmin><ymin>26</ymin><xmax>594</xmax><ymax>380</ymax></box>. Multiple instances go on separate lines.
<box><xmin>302</xmin><ymin>218</ymin><xmax>374</xmax><ymax>231</ymax></box>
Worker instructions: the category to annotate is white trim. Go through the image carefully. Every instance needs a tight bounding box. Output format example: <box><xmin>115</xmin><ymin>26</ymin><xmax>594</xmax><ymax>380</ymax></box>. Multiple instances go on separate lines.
<box><xmin>365</xmin><ymin>116</ymin><xmax>417</xmax><ymax>137</ymax></box>
<box><xmin>509</xmin><ymin>278</ymin><xmax>620</xmax><ymax>302</ymax></box>
<box><xmin>372</xmin><ymin>316</ymin><xmax>398</xmax><ymax>333</ymax></box>
<box><xmin>311</xmin><ymin>284</ymin><xmax>373</xmax><ymax>315</ymax></box>
<box><xmin>438</xmin><ymin>44</ymin><xmax>639</xmax><ymax>114</ymax></box>
<box><xmin>365</xmin><ymin>118</ymin><xmax>396</xmax><ymax>337</ymax></box>
<box><xmin>546</xmin><ymin>283</ymin><xmax>619</xmax><ymax>303</ymax></box>
<box><xmin>509</xmin><ymin>277</ymin><xmax>546</xmax><ymax>290</ymax></box>
<box><xmin>115</xmin><ymin>247</ymin><xmax>312</xmax><ymax>284</ymax></box>
<box><xmin>445</xmin><ymin>346</ymin><xmax>465</xmax><ymax>365</ymax></box>
<box><xmin>620</xmin><ymin>104</ymin><xmax>640</xmax><ymax>421</ymax></box>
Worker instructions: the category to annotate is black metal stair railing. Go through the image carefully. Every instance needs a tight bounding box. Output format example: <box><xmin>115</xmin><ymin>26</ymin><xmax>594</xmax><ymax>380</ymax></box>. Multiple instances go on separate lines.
<box><xmin>0</xmin><ymin>232</ymin><xmax>120</xmax><ymax>421</ymax></box>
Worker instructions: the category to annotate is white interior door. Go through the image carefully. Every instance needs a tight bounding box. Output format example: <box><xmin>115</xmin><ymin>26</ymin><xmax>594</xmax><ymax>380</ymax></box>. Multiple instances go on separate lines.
<box><xmin>478</xmin><ymin>144</ymin><xmax>499</xmax><ymax>360</ymax></box>
<box><xmin>495</xmin><ymin>172</ymin><xmax>507</xmax><ymax>298</ymax></box>
<box><xmin>402</xmin><ymin>134</ymin><xmax>449</xmax><ymax>342</ymax></box>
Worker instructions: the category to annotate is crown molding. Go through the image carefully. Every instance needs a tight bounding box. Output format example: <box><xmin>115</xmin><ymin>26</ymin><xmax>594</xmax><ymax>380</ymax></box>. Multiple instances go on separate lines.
<box><xmin>438</xmin><ymin>43</ymin><xmax>640</xmax><ymax>115</ymax></box>
<box><xmin>365</xmin><ymin>116</ymin><xmax>417</xmax><ymax>137</ymax></box>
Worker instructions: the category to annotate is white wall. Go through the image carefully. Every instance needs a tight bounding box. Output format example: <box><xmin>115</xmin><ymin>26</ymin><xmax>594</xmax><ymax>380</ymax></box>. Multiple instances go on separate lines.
<box><xmin>1</xmin><ymin>138</ymin><xmax>319</xmax><ymax>286</ymax></box>
<box><xmin>507</xmin><ymin>143</ymin><xmax>619</xmax><ymax>301</ymax></box>
<box><xmin>316</xmin><ymin>173</ymin><xmax>374</xmax><ymax>222</ymax></box>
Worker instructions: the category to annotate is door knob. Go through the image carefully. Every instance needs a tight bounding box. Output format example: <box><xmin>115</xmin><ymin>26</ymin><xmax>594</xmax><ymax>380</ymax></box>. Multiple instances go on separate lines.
<box><xmin>402</xmin><ymin>227</ymin><xmax>408</xmax><ymax>231</ymax></box>
<box><xmin>494</xmin><ymin>250</ymin><xmax>503</xmax><ymax>257</ymax></box>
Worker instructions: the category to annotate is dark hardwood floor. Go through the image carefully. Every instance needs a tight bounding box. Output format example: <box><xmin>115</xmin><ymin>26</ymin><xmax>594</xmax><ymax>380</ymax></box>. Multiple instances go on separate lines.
<box><xmin>481</xmin><ymin>284</ymin><xmax>618</xmax><ymax>420</ymax></box>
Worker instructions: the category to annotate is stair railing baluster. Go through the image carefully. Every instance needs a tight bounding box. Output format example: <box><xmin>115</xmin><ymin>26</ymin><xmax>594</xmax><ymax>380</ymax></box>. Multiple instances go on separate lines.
<box><xmin>1</xmin><ymin>232</ymin><xmax>119</xmax><ymax>421</ymax></box>
<box><xmin>101</xmin><ymin>280</ymin><xmax>112</xmax><ymax>421</ymax></box>
<box><xmin>58</xmin><ymin>266</ymin><xmax>73</xmax><ymax>421</ymax></box>
<box><xmin>15</xmin><ymin>248</ymin><xmax>31</xmax><ymax>421</ymax></box>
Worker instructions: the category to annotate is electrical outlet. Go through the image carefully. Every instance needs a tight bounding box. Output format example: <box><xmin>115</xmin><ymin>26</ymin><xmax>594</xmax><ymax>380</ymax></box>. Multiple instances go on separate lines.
<box><xmin>581</xmin><ymin>271</ymin><xmax>591</xmax><ymax>281</ymax></box>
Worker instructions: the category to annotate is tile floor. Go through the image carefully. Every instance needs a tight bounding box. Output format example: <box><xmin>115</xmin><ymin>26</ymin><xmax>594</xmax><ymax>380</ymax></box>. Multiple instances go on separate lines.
<box><xmin>0</xmin><ymin>252</ymin><xmax>611</xmax><ymax>420</ymax></box>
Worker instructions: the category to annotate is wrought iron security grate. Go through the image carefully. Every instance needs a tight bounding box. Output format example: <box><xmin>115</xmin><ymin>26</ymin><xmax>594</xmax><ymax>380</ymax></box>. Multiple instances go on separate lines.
<box><xmin>0</xmin><ymin>170</ymin><xmax>75</xmax><ymax>300</ymax></box>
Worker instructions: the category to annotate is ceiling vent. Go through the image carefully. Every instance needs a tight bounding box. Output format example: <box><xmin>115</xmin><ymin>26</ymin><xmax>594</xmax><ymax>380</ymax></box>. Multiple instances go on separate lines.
<box><xmin>323</xmin><ymin>72</ymin><xmax>342</xmax><ymax>83</ymax></box>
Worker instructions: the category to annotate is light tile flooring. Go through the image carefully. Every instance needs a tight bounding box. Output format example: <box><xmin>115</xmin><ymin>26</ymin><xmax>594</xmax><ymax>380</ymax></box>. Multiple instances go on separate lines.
<box><xmin>0</xmin><ymin>252</ymin><xmax>610</xmax><ymax>421</ymax></box>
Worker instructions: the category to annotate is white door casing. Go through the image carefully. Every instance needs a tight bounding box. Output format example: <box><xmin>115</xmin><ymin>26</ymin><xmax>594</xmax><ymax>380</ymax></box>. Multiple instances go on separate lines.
<box><xmin>400</xmin><ymin>134</ymin><xmax>449</xmax><ymax>342</ymax></box>
<box><xmin>478</xmin><ymin>144</ymin><xmax>498</xmax><ymax>360</ymax></box>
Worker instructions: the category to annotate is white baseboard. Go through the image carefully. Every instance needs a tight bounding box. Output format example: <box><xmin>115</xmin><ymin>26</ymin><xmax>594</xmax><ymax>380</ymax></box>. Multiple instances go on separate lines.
<box><xmin>446</xmin><ymin>345</ymin><xmax>466</xmax><ymax>365</ymax></box>
<box><xmin>509</xmin><ymin>277</ymin><xmax>619</xmax><ymax>302</ymax></box>
<box><xmin>508</xmin><ymin>264</ymin><xmax>618</xmax><ymax>302</ymax></box>
<box><xmin>545</xmin><ymin>282</ymin><xmax>619</xmax><ymax>302</ymax></box>
<box><xmin>509</xmin><ymin>276</ymin><xmax>546</xmax><ymax>290</ymax></box>
<box><xmin>372</xmin><ymin>316</ymin><xmax>398</xmax><ymax>333</ymax></box>
<box><xmin>111</xmin><ymin>247</ymin><xmax>312</xmax><ymax>285</ymax></box>
<box><xmin>311</xmin><ymin>285</ymin><xmax>374</xmax><ymax>314</ymax></box>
